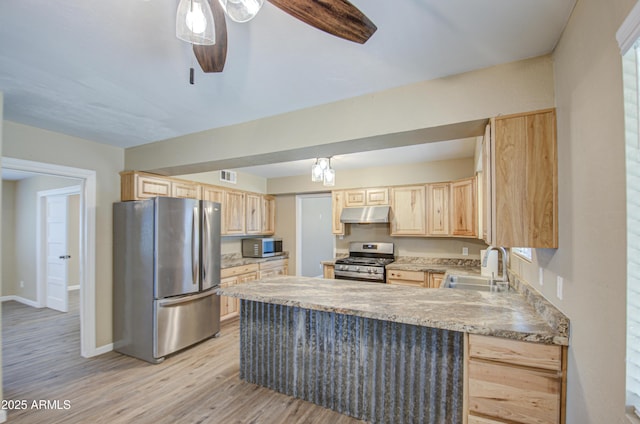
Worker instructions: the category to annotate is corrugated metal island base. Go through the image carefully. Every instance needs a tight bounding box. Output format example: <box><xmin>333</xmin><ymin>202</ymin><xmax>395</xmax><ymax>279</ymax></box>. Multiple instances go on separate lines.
<box><xmin>239</xmin><ymin>299</ymin><xmax>464</xmax><ymax>423</ymax></box>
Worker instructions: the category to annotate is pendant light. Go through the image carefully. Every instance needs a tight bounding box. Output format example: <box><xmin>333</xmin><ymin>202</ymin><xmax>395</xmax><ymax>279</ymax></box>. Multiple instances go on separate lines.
<box><xmin>311</xmin><ymin>157</ymin><xmax>335</xmax><ymax>186</ymax></box>
<box><xmin>218</xmin><ymin>0</ymin><xmax>264</xmax><ymax>23</ymax></box>
<box><xmin>176</xmin><ymin>0</ymin><xmax>216</xmax><ymax>46</ymax></box>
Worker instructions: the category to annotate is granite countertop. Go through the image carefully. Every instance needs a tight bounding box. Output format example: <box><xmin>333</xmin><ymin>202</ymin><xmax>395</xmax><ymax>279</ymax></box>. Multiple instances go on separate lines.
<box><xmin>219</xmin><ymin>275</ymin><xmax>569</xmax><ymax>346</ymax></box>
<box><xmin>221</xmin><ymin>253</ymin><xmax>289</xmax><ymax>269</ymax></box>
<box><xmin>323</xmin><ymin>255</ymin><xmax>483</xmax><ymax>275</ymax></box>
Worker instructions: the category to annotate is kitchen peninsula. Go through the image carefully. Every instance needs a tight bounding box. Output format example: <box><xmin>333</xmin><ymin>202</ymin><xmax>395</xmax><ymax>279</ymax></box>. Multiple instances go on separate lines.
<box><xmin>219</xmin><ymin>276</ymin><xmax>569</xmax><ymax>423</ymax></box>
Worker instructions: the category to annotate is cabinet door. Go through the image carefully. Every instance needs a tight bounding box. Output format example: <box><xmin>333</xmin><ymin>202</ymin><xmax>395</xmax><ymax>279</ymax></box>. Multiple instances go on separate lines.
<box><xmin>428</xmin><ymin>272</ymin><xmax>445</xmax><ymax>288</ymax></box>
<box><xmin>261</xmin><ymin>196</ymin><xmax>275</xmax><ymax>235</ymax></box>
<box><xmin>451</xmin><ymin>177</ymin><xmax>477</xmax><ymax>237</ymax></box>
<box><xmin>220</xmin><ymin>276</ymin><xmax>239</xmax><ymax>321</ymax></box>
<box><xmin>493</xmin><ymin>109</ymin><xmax>557</xmax><ymax>248</ymax></box>
<box><xmin>365</xmin><ymin>188</ymin><xmax>389</xmax><ymax>205</ymax></box>
<box><xmin>136</xmin><ymin>174</ymin><xmax>171</xmax><ymax>199</ymax></box>
<box><xmin>224</xmin><ymin>190</ymin><xmax>246</xmax><ymax>235</ymax></box>
<box><xmin>468</xmin><ymin>359</ymin><xmax>561</xmax><ymax>424</ymax></box>
<box><xmin>427</xmin><ymin>183</ymin><xmax>450</xmax><ymax>236</ymax></box>
<box><xmin>323</xmin><ymin>265</ymin><xmax>335</xmax><ymax>279</ymax></box>
<box><xmin>390</xmin><ymin>186</ymin><xmax>426</xmax><ymax>236</ymax></box>
<box><xmin>171</xmin><ymin>181</ymin><xmax>200</xmax><ymax>199</ymax></box>
<box><xmin>245</xmin><ymin>193</ymin><xmax>262</xmax><ymax>234</ymax></box>
<box><xmin>332</xmin><ymin>190</ymin><xmax>346</xmax><ymax>235</ymax></box>
<box><xmin>202</xmin><ymin>185</ymin><xmax>224</xmax><ymax>203</ymax></box>
<box><xmin>482</xmin><ymin>123</ymin><xmax>493</xmax><ymax>244</ymax></box>
<box><xmin>344</xmin><ymin>190</ymin><xmax>366</xmax><ymax>207</ymax></box>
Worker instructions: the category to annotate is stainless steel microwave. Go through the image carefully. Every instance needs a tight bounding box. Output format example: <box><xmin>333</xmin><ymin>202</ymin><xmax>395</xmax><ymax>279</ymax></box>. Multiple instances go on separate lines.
<box><xmin>242</xmin><ymin>238</ymin><xmax>283</xmax><ymax>258</ymax></box>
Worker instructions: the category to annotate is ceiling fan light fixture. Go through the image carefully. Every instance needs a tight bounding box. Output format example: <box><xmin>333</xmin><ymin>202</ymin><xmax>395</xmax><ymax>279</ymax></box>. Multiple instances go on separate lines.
<box><xmin>176</xmin><ymin>0</ymin><xmax>216</xmax><ymax>45</ymax></box>
<box><xmin>218</xmin><ymin>0</ymin><xmax>264</xmax><ymax>23</ymax></box>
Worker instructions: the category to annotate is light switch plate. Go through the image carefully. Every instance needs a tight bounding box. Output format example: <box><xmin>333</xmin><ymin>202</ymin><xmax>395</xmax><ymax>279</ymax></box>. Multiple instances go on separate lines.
<box><xmin>557</xmin><ymin>276</ymin><xmax>563</xmax><ymax>300</ymax></box>
<box><xmin>462</xmin><ymin>247</ymin><xmax>468</xmax><ymax>256</ymax></box>
<box><xmin>539</xmin><ymin>268</ymin><xmax>544</xmax><ymax>286</ymax></box>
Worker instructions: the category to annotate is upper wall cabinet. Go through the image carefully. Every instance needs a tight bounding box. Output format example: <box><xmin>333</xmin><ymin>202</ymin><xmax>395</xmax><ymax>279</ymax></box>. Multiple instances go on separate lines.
<box><xmin>120</xmin><ymin>171</ymin><xmax>276</xmax><ymax>237</ymax></box>
<box><xmin>486</xmin><ymin>108</ymin><xmax>558</xmax><ymax>248</ymax></box>
<box><xmin>390</xmin><ymin>185</ymin><xmax>427</xmax><ymax>236</ymax></box>
<box><xmin>344</xmin><ymin>188</ymin><xmax>389</xmax><ymax>207</ymax></box>
<box><xmin>426</xmin><ymin>183</ymin><xmax>450</xmax><ymax>236</ymax></box>
<box><xmin>332</xmin><ymin>190</ymin><xmax>347</xmax><ymax>235</ymax></box>
<box><xmin>450</xmin><ymin>177</ymin><xmax>477</xmax><ymax>237</ymax></box>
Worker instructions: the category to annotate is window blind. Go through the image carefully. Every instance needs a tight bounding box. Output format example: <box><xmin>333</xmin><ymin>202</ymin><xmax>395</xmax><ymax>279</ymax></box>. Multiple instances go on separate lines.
<box><xmin>625</xmin><ymin>42</ymin><xmax>640</xmax><ymax>417</ymax></box>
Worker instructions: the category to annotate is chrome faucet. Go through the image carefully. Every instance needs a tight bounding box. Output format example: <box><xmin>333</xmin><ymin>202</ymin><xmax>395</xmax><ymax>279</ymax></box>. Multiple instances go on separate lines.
<box><xmin>483</xmin><ymin>246</ymin><xmax>508</xmax><ymax>284</ymax></box>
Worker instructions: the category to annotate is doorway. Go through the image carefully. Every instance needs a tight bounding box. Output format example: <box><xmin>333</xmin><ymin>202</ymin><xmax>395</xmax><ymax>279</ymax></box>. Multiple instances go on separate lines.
<box><xmin>1</xmin><ymin>157</ymin><xmax>98</xmax><ymax>358</ymax></box>
<box><xmin>296</xmin><ymin>193</ymin><xmax>334</xmax><ymax>277</ymax></box>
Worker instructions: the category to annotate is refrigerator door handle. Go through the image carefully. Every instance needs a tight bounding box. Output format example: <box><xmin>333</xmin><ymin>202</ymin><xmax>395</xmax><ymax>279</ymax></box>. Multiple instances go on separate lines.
<box><xmin>157</xmin><ymin>289</ymin><xmax>216</xmax><ymax>307</ymax></box>
<box><xmin>202</xmin><ymin>209</ymin><xmax>208</xmax><ymax>283</ymax></box>
<box><xmin>192</xmin><ymin>206</ymin><xmax>199</xmax><ymax>287</ymax></box>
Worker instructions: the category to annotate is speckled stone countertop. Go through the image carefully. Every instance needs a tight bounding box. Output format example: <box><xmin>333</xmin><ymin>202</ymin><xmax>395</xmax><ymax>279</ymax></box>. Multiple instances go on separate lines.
<box><xmin>322</xmin><ymin>255</ymin><xmax>482</xmax><ymax>275</ymax></box>
<box><xmin>221</xmin><ymin>253</ymin><xmax>289</xmax><ymax>269</ymax></box>
<box><xmin>219</xmin><ymin>275</ymin><xmax>569</xmax><ymax>345</ymax></box>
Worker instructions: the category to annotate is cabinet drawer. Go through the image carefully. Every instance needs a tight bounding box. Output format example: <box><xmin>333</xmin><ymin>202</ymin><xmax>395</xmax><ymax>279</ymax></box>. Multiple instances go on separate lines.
<box><xmin>386</xmin><ymin>270</ymin><xmax>425</xmax><ymax>282</ymax></box>
<box><xmin>259</xmin><ymin>258</ymin><xmax>288</xmax><ymax>271</ymax></box>
<box><xmin>221</xmin><ymin>264</ymin><xmax>259</xmax><ymax>279</ymax></box>
<box><xmin>468</xmin><ymin>359</ymin><xmax>561</xmax><ymax>424</ymax></box>
<box><xmin>469</xmin><ymin>334</ymin><xmax>562</xmax><ymax>371</ymax></box>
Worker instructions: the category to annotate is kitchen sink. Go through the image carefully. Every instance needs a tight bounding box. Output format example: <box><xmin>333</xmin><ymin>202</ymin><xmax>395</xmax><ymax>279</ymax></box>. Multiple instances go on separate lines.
<box><xmin>441</xmin><ymin>274</ymin><xmax>510</xmax><ymax>292</ymax></box>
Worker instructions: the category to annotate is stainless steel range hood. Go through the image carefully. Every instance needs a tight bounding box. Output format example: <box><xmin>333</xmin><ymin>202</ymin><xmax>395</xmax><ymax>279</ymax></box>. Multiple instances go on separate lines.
<box><xmin>340</xmin><ymin>206</ymin><xmax>390</xmax><ymax>224</ymax></box>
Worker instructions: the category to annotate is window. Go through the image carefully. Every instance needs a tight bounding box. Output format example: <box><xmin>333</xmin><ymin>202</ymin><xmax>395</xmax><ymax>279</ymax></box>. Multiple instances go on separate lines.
<box><xmin>511</xmin><ymin>247</ymin><xmax>532</xmax><ymax>261</ymax></box>
<box><xmin>618</xmin><ymin>4</ymin><xmax>640</xmax><ymax>417</ymax></box>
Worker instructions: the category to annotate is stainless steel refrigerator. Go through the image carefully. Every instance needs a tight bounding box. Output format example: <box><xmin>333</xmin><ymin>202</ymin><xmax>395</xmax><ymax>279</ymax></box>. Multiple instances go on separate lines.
<box><xmin>113</xmin><ymin>197</ymin><xmax>221</xmax><ymax>363</ymax></box>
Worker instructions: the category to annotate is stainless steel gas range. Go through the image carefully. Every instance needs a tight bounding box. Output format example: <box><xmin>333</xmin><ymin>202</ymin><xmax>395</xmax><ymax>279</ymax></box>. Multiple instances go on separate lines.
<box><xmin>334</xmin><ymin>242</ymin><xmax>394</xmax><ymax>283</ymax></box>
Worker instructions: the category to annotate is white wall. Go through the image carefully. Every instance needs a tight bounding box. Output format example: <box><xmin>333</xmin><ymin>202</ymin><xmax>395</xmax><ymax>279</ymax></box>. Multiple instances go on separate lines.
<box><xmin>509</xmin><ymin>0</ymin><xmax>635</xmax><ymax>421</ymax></box>
<box><xmin>125</xmin><ymin>56</ymin><xmax>555</xmax><ymax>174</ymax></box>
<box><xmin>2</xmin><ymin>181</ymin><xmax>16</xmax><ymax>296</ymax></box>
<box><xmin>2</xmin><ymin>121</ymin><xmax>124</xmax><ymax>347</ymax></box>
<box><xmin>7</xmin><ymin>175</ymin><xmax>80</xmax><ymax>300</ymax></box>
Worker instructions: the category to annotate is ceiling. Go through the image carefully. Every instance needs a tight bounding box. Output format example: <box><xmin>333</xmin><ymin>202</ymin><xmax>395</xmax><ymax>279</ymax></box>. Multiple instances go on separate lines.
<box><xmin>0</xmin><ymin>0</ymin><xmax>575</xmax><ymax>178</ymax></box>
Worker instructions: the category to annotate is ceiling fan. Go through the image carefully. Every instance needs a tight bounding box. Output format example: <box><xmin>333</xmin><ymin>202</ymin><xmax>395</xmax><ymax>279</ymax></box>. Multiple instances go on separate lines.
<box><xmin>188</xmin><ymin>0</ymin><xmax>378</xmax><ymax>73</ymax></box>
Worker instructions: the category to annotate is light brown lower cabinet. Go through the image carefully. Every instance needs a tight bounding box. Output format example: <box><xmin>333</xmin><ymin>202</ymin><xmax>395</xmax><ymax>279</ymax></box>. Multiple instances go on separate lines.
<box><xmin>466</xmin><ymin>334</ymin><xmax>566</xmax><ymax>424</ymax></box>
<box><xmin>220</xmin><ymin>264</ymin><xmax>259</xmax><ymax>321</ymax></box>
<box><xmin>258</xmin><ymin>258</ymin><xmax>288</xmax><ymax>279</ymax></box>
<box><xmin>428</xmin><ymin>272</ymin><xmax>445</xmax><ymax>288</ymax></box>
<box><xmin>323</xmin><ymin>264</ymin><xmax>335</xmax><ymax>279</ymax></box>
<box><xmin>386</xmin><ymin>270</ymin><xmax>445</xmax><ymax>288</ymax></box>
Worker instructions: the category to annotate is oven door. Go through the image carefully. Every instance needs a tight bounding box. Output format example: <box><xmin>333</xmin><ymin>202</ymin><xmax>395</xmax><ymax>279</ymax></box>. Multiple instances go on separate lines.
<box><xmin>334</xmin><ymin>270</ymin><xmax>386</xmax><ymax>283</ymax></box>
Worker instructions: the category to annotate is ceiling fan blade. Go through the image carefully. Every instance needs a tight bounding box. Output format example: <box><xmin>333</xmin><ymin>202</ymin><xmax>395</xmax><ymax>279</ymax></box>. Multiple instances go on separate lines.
<box><xmin>193</xmin><ymin>0</ymin><xmax>228</xmax><ymax>73</ymax></box>
<box><xmin>267</xmin><ymin>0</ymin><xmax>377</xmax><ymax>44</ymax></box>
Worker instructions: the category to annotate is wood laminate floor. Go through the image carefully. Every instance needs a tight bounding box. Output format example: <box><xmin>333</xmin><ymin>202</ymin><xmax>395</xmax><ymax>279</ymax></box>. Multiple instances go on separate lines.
<box><xmin>2</xmin><ymin>292</ymin><xmax>363</xmax><ymax>424</ymax></box>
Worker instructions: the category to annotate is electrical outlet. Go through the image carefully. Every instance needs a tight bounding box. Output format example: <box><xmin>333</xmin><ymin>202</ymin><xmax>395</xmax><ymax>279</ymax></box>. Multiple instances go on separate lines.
<box><xmin>557</xmin><ymin>276</ymin><xmax>563</xmax><ymax>300</ymax></box>
<box><xmin>462</xmin><ymin>247</ymin><xmax>468</xmax><ymax>256</ymax></box>
<box><xmin>538</xmin><ymin>268</ymin><xmax>544</xmax><ymax>286</ymax></box>
<box><xmin>20</xmin><ymin>280</ymin><xmax>24</xmax><ymax>288</ymax></box>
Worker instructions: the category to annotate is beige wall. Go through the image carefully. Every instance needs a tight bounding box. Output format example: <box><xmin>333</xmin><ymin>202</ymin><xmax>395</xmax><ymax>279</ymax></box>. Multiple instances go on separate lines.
<box><xmin>178</xmin><ymin>170</ymin><xmax>267</xmax><ymax>194</ymax></box>
<box><xmin>2</xmin><ymin>181</ymin><xmax>16</xmax><ymax>296</ymax></box>
<box><xmin>9</xmin><ymin>175</ymin><xmax>80</xmax><ymax>300</ymax></box>
<box><xmin>125</xmin><ymin>56</ymin><xmax>555</xmax><ymax>174</ymax></box>
<box><xmin>2</xmin><ymin>120</ymin><xmax>124</xmax><ymax>347</ymax></box>
<box><xmin>508</xmin><ymin>0</ymin><xmax>635</xmax><ymax>421</ymax></box>
<box><xmin>268</xmin><ymin>157</ymin><xmax>475</xmax><ymax>194</ymax></box>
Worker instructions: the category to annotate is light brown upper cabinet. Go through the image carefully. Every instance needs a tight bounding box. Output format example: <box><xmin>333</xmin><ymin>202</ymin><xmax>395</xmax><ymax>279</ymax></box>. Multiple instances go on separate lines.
<box><xmin>487</xmin><ymin>109</ymin><xmax>558</xmax><ymax>248</ymax></box>
<box><xmin>245</xmin><ymin>193</ymin><xmax>262</xmax><ymax>234</ymax></box>
<box><xmin>344</xmin><ymin>188</ymin><xmax>389</xmax><ymax>207</ymax></box>
<box><xmin>120</xmin><ymin>171</ymin><xmax>175</xmax><ymax>201</ymax></box>
<box><xmin>223</xmin><ymin>190</ymin><xmax>246</xmax><ymax>235</ymax></box>
<box><xmin>332</xmin><ymin>190</ymin><xmax>347</xmax><ymax>235</ymax></box>
<box><xmin>427</xmin><ymin>183</ymin><xmax>450</xmax><ymax>236</ymax></box>
<box><xmin>262</xmin><ymin>195</ymin><xmax>276</xmax><ymax>235</ymax></box>
<box><xmin>390</xmin><ymin>185</ymin><xmax>427</xmax><ymax>236</ymax></box>
<box><xmin>450</xmin><ymin>177</ymin><xmax>477</xmax><ymax>237</ymax></box>
<box><xmin>171</xmin><ymin>180</ymin><xmax>200</xmax><ymax>199</ymax></box>
<box><xmin>201</xmin><ymin>185</ymin><xmax>224</xmax><ymax>203</ymax></box>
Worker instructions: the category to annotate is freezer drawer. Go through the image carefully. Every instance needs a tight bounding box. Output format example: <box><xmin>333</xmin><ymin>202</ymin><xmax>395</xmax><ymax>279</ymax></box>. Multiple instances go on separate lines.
<box><xmin>154</xmin><ymin>290</ymin><xmax>221</xmax><ymax>359</ymax></box>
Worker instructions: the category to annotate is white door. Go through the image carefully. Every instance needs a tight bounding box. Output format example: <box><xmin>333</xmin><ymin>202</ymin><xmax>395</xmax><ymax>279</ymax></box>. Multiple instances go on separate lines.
<box><xmin>46</xmin><ymin>195</ymin><xmax>69</xmax><ymax>312</ymax></box>
<box><xmin>298</xmin><ymin>194</ymin><xmax>334</xmax><ymax>277</ymax></box>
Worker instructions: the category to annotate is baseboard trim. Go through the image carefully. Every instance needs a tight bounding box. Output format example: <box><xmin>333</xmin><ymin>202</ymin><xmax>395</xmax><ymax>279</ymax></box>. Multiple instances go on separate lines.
<box><xmin>0</xmin><ymin>295</ymin><xmax>42</xmax><ymax>308</ymax></box>
<box><xmin>68</xmin><ymin>285</ymin><xmax>80</xmax><ymax>291</ymax></box>
<box><xmin>87</xmin><ymin>343</ymin><xmax>113</xmax><ymax>358</ymax></box>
